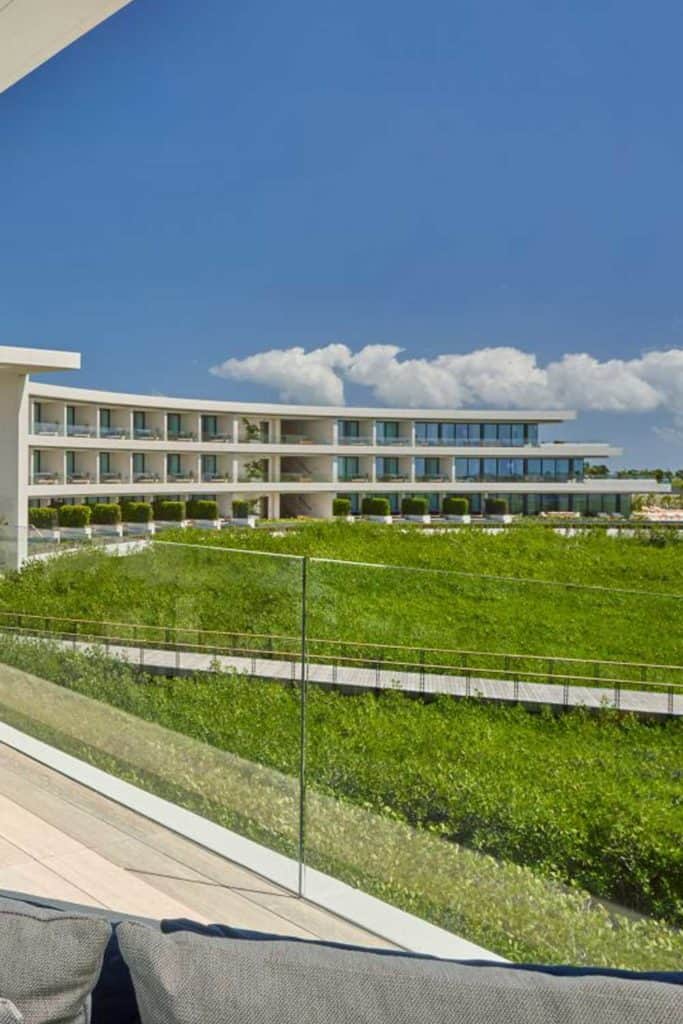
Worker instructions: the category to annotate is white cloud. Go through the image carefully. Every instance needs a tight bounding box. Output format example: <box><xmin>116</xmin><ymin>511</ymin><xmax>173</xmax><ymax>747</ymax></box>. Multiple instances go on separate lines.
<box><xmin>210</xmin><ymin>344</ymin><xmax>352</xmax><ymax>404</ymax></box>
<box><xmin>210</xmin><ymin>343</ymin><xmax>683</xmax><ymax>427</ymax></box>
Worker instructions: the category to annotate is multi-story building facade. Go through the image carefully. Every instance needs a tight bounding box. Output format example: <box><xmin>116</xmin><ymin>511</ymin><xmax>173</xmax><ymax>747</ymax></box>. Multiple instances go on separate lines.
<box><xmin>0</xmin><ymin>345</ymin><xmax>668</xmax><ymax>567</ymax></box>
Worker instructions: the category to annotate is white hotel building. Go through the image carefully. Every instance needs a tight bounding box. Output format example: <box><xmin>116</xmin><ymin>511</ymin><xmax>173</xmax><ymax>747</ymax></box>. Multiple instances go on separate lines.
<box><xmin>0</xmin><ymin>346</ymin><xmax>668</xmax><ymax>562</ymax></box>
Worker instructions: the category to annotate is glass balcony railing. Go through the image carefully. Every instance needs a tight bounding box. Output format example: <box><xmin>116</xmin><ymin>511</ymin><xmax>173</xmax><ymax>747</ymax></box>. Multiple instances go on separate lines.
<box><xmin>30</xmin><ymin>471</ymin><xmax>63</xmax><ymax>484</ymax></box>
<box><xmin>99</xmin><ymin>472</ymin><xmax>130</xmax><ymax>484</ymax></box>
<box><xmin>415</xmin><ymin>473</ymin><xmax>451</xmax><ymax>482</ymax></box>
<box><xmin>337</xmin><ymin>473</ymin><xmax>371</xmax><ymax>482</ymax></box>
<box><xmin>279</xmin><ymin>472</ymin><xmax>328</xmax><ymax>483</ymax></box>
<box><xmin>66</xmin><ymin>424</ymin><xmax>97</xmax><ymax>438</ymax></box>
<box><xmin>376</xmin><ymin>473</ymin><xmax>409</xmax><ymax>482</ymax></box>
<box><xmin>99</xmin><ymin>426</ymin><xmax>131</xmax><ymax>439</ymax></box>
<box><xmin>32</xmin><ymin>421</ymin><xmax>63</xmax><ymax>436</ymax></box>
<box><xmin>133</xmin><ymin>428</ymin><xmax>164</xmax><ymax>440</ymax></box>
<box><xmin>202</xmin><ymin>472</ymin><xmax>232</xmax><ymax>482</ymax></box>
<box><xmin>167</xmin><ymin>430</ymin><xmax>198</xmax><ymax>441</ymax></box>
<box><xmin>376</xmin><ymin>436</ymin><xmax>411</xmax><ymax>446</ymax></box>
<box><xmin>202</xmin><ymin>432</ymin><xmax>234</xmax><ymax>442</ymax></box>
<box><xmin>167</xmin><ymin>471</ymin><xmax>196</xmax><ymax>482</ymax></box>
<box><xmin>133</xmin><ymin>472</ymin><xmax>162</xmax><ymax>483</ymax></box>
<box><xmin>339</xmin><ymin>434</ymin><xmax>373</xmax><ymax>445</ymax></box>
<box><xmin>66</xmin><ymin>472</ymin><xmax>93</xmax><ymax>484</ymax></box>
<box><xmin>0</xmin><ymin>544</ymin><xmax>679</xmax><ymax>971</ymax></box>
<box><xmin>237</xmin><ymin>473</ymin><xmax>270</xmax><ymax>483</ymax></box>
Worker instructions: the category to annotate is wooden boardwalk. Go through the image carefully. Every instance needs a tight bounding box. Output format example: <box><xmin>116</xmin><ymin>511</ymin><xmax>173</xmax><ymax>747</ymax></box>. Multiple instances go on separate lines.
<box><xmin>48</xmin><ymin>637</ymin><xmax>682</xmax><ymax>717</ymax></box>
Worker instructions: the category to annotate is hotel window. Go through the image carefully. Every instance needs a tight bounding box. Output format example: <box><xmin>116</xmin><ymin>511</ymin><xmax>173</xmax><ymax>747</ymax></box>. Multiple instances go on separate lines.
<box><xmin>66</xmin><ymin>451</ymin><xmax>75</xmax><ymax>477</ymax></box>
<box><xmin>202</xmin><ymin>415</ymin><xmax>218</xmax><ymax>439</ymax></box>
<box><xmin>498</xmin><ymin>424</ymin><xmax>512</xmax><ymax>444</ymax></box>
<box><xmin>66</xmin><ymin>406</ymin><xmax>76</xmax><ymax>427</ymax></box>
<box><xmin>32</xmin><ymin>451</ymin><xmax>42</xmax><ymax>475</ymax></box>
<box><xmin>100</xmin><ymin>409</ymin><xmax>112</xmax><ymax>430</ymax></box>
<box><xmin>133</xmin><ymin>411</ymin><xmax>146</xmax><ymax>432</ymax></box>
<box><xmin>339</xmin><ymin>420</ymin><xmax>360</xmax><ymax>439</ymax></box>
<box><xmin>482</xmin><ymin>423</ymin><xmax>498</xmax><ymax>443</ymax></box>
<box><xmin>415</xmin><ymin>422</ymin><xmax>439</xmax><ymax>444</ymax></box>
<box><xmin>572</xmin><ymin>459</ymin><xmax>585</xmax><ymax>477</ymax></box>
<box><xmin>415</xmin><ymin>457</ymin><xmax>441</xmax><ymax>478</ymax></box>
<box><xmin>526</xmin><ymin>424</ymin><xmax>539</xmax><ymax>445</ymax></box>
<box><xmin>167</xmin><ymin>454</ymin><xmax>181</xmax><ymax>476</ymax></box>
<box><xmin>377</xmin><ymin>421</ymin><xmax>399</xmax><ymax>441</ymax></box>
<box><xmin>338</xmin><ymin>456</ymin><xmax>360</xmax><ymax>479</ymax></box>
<box><xmin>133</xmin><ymin>453</ymin><xmax>146</xmax><ymax>475</ymax></box>
<box><xmin>376</xmin><ymin>457</ymin><xmax>399</xmax><ymax>478</ymax></box>
<box><xmin>99</xmin><ymin>453</ymin><xmax>111</xmax><ymax>475</ymax></box>
<box><xmin>511</xmin><ymin>423</ymin><xmax>525</xmax><ymax>444</ymax></box>
<box><xmin>483</xmin><ymin>458</ymin><xmax>497</xmax><ymax>478</ymax></box>
<box><xmin>455</xmin><ymin>423</ymin><xmax>481</xmax><ymax>443</ymax></box>
<box><xmin>33</xmin><ymin>403</ymin><xmax>42</xmax><ymax>425</ymax></box>
<box><xmin>497</xmin><ymin>458</ymin><xmax>524</xmax><ymax>479</ymax></box>
<box><xmin>455</xmin><ymin>458</ymin><xmax>480</xmax><ymax>479</ymax></box>
<box><xmin>168</xmin><ymin>413</ymin><xmax>182</xmax><ymax>435</ymax></box>
<box><xmin>202</xmin><ymin>454</ymin><xmax>217</xmax><ymax>477</ymax></box>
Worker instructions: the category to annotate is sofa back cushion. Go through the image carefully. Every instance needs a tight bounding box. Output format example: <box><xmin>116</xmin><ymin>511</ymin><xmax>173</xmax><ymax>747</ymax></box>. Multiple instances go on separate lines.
<box><xmin>0</xmin><ymin>896</ymin><xmax>111</xmax><ymax>1024</ymax></box>
<box><xmin>0</xmin><ymin>1001</ymin><xmax>23</xmax><ymax>1023</ymax></box>
<box><xmin>118</xmin><ymin>920</ymin><xmax>682</xmax><ymax>1024</ymax></box>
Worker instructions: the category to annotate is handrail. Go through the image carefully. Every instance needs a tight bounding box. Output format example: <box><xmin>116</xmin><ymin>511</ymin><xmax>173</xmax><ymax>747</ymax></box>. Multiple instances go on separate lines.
<box><xmin>0</xmin><ymin>609</ymin><xmax>681</xmax><ymax>675</ymax></box>
<box><xmin>0</xmin><ymin>622</ymin><xmax>681</xmax><ymax>694</ymax></box>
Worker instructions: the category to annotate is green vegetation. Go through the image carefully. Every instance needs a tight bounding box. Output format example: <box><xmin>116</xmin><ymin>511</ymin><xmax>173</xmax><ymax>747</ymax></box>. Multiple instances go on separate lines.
<box><xmin>90</xmin><ymin>503</ymin><xmax>121</xmax><ymax>525</ymax></box>
<box><xmin>186</xmin><ymin>498</ymin><xmax>219</xmax><ymax>520</ymax></box>
<box><xmin>28</xmin><ymin>507</ymin><xmax>57</xmax><ymax>529</ymax></box>
<box><xmin>401</xmin><ymin>496</ymin><xmax>429</xmax><ymax>515</ymax></box>
<box><xmin>333</xmin><ymin>497</ymin><xmax>352</xmax><ymax>517</ymax></box>
<box><xmin>443</xmin><ymin>496</ymin><xmax>469</xmax><ymax>515</ymax></box>
<box><xmin>0</xmin><ymin>636</ymin><xmax>680</xmax><ymax>969</ymax></box>
<box><xmin>57</xmin><ymin>504</ymin><xmax>91</xmax><ymax>528</ymax></box>
<box><xmin>153</xmin><ymin>499</ymin><xmax>186</xmax><ymax>522</ymax></box>
<box><xmin>121</xmin><ymin>501</ymin><xmax>153</xmax><ymax>523</ymax></box>
<box><xmin>485</xmin><ymin>497</ymin><xmax>509</xmax><ymax>516</ymax></box>
<box><xmin>361</xmin><ymin>496</ymin><xmax>391</xmax><ymax>516</ymax></box>
<box><xmin>232</xmin><ymin>500</ymin><xmax>251</xmax><ymax>519</ymax></box>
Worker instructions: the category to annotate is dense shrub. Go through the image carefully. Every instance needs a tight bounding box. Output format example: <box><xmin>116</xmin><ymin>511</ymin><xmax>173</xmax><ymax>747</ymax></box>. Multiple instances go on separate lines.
<box><xmin>485</xmin><ymin>497</ymin><xmax>509</xmax><ymax>516</ymax></box>
<box><xmin>401</xmin><ymin>496</ymin><xmax>429</xmax><ymax>516</ymax></box>
<box><xmin>443</xmin><ymin>496</ymin><xmax>469</xmax><ymax>515</ymax></box>
<box><xmin>90</xmin><ymin>503</ymin><xmax>121</xmax><ymax>525</ymax></box>
<box><xmin>121</xmin><ymin>501</ymin><xmax>153</xmax><ymax>523</ymax></box>
<box><xmin>29</xmin><ymin>507</ymin><xmax>58</xmax><ymax>529</ymax></box>
<box><xmin>361</xmin><ymin>496</ymin><xmax>391</xmax><ymax>516</ymax></box>
<box><xmin>232</xmin><ymin>500</ymin><xmax>251</xmax><ymax>519</ymax></box>
<box><xmin>187</xmin><ymin>499</ymin><xmax>219</xmax><ymax>520</ymax></box>
<box><xmin>332</xmin><ymin>498</ymin><xmax>352</xmax><ymax>517</ymax></box>
<box><xmin>57</xmin><ymin>504</ymin><xmax>91</xmax><ymax>528</ymax></box>
<box><xmin>154</xmin><ymin>500</ymin><xmax>186</xmax><ymax>522</ymax></box>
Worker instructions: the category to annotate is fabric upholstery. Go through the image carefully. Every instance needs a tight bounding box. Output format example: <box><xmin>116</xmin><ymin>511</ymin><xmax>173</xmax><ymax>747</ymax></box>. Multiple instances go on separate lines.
<box><xmin>119</xmin><ymin>920</ymin><xmax>683</xmax><ymax>1024</ymax></box>
<box><xmin>0</xmin><ymin>896</ymin><xmax>110</xmax><ymax>1024</ymax></box>
<box><xmin>0</xmin><ymin>1000</ymin><xmax>23</xmax><ymax>1024</ymax></box>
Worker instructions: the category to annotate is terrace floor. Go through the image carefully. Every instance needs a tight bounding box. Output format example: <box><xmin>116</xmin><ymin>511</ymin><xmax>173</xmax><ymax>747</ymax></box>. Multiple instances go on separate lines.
<box><xmin>0</xmin><ymin>743</ymin><xmax>395</xmax><ymax>948</ymax></box>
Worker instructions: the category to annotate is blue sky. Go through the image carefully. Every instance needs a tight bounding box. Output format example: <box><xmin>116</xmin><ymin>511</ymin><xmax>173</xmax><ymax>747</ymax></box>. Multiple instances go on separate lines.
<box><xmin>2</xmin><ymin>0</ymin><xmax>683</xmax><ymax>466</ymax></box>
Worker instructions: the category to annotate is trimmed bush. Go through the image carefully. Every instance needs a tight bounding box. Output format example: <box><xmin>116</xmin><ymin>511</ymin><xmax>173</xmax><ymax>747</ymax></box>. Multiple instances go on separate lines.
<box><xmin>361</xmin><ymin>496</ymin><xmax>391</xmax><ymax>517</ymax></box>
<box><xmin>57</xmin><ymin>504</ymin><xmax>92</xmax><ymax>528</ymax></box>
<box><xmin>333</xmin><ymin>497</ymin><xmax>352</xmax><ymax>517</ymax></box>
<box><xmin>485</xmin><ymin>497</ymin><xmax>509</xmax><ymax>516</ymax></box>
<box><xmin>187</xmin><ymin>499</ymin><xmax>219</xmax><ymax>520</ymax></box>
<box><xmin>443</xmin><ymin>496</ymin><xmax>469</xmax><ymax>516</ymax></box>
<box><xmin>401</xmin><ymin>496</ymin><xmax>429</xmax><ymax>516</ymax></box>
<box><xmin>29</xmin><ymin>507</ymin><xmax>58</xmax><ymax>529</ymax></box>
<box><xmin>154</xmin><ymin>500</ymin><xmax>186</xmax><ymax>522</ymax></box>
<box><xmin>90</xmin><ymin>503</ymin><xmax>121</xmax><ymax>525</ymax></box>
<box><xmin>232</xmin><ymin>500</ymin><xmax>251</xmax><ymax>519</ymax></box>
<box><xmin>121</xmin><ymin>501</ymin><xmax>153</xmax><ymax>523</ymax></box>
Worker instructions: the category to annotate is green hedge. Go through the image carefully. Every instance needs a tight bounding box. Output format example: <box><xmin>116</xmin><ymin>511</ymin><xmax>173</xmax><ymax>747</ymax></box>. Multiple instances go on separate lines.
<box><xmin>57</xmin><ymin>504</ymin><xmax>92</xmax><ymax>528</ymax></box>
<box><xmin>361</xmin><ymin>496</ymin><xmax>391</xmax><ymax>516</ymax></box>
<box><xmin>232</xmin><ymin>500</ymin><xmax>251</xmax><ymax>519</ymax></box>
<box><xmin>401</xmin><ymin>496</ymin><xmax>429</xmax><ymax>516</ymax></box>
<box><xmin>485</xmin><ymin>498</ymin><xmax>509</xmax><ymax>516</ymax></box>
<box><xmin>154</xmin><ymin>500</ymin><xmax>186</xmax><ymax>522</ymax></box>
<box><xmin>443</xmin><ymin>496</ymin><xmax>469</xmax><ymax>515</ymax></box>
<box><xmin>121</xmin><ymin>501</ymin><xmax>153</xmax><ymax>523</ymax></box>
<box><xmin>29</xmin><ymin>507</ymin><xmax>58</xmax><ymax>529</ymax></box>
<box><xmin>90</xmin><ymin>503</ymin><xmax>121</xmax><ymax>525</ymax></box>
<box><xmin>332</xmin><ymin>498</ymin><xmax>352</xmax><ymax>517</ymax></box>
<box><xmin>187</xmin><ymin>499</ymin><xmax>219</xmax><ymax>520</ymax></box>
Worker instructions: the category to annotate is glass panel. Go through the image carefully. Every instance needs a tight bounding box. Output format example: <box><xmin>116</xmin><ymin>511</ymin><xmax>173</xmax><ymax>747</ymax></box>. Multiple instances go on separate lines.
<box><xmin>526</xmin><ymin>424</ymin><xmax>539</xmax><ymax>445</ymax></box>
<box><xmin>483</xmin><ymin>424</ymin><xmax>497</xmax><ymax>442</ymax></box>
<box><xmin>100</xmin><ymin>409</ymin><xmax>111</xmax><ymax>429</ymax></box>
<box><xmin>498</xmin><ymin>424</ymin><xmax>512</xmax><ymax>443</ymax></box>
<box><xmin>511</xmin><ymin>423</ymin><xmax>525</xmax><ymax>444</ymax></box>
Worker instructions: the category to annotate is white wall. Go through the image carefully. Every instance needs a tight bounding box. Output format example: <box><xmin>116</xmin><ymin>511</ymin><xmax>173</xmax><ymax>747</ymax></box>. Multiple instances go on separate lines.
<box><xmin>0</xmin><ymin>372</ymin><xmax>29</xmax><ymax>567</ymax></box>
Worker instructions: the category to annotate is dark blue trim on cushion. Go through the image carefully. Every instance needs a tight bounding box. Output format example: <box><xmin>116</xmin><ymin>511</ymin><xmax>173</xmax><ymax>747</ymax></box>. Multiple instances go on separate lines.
<box><xmin>161</xmin><ymin>919</ymin><xmax>683</xmax><ymax>986</ymax></box>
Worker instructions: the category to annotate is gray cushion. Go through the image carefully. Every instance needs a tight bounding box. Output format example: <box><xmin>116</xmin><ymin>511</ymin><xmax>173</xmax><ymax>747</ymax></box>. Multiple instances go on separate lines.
<box><xmin>0</xmin><ymin>896</ymin><xmax>111</xmax><ymax>1024</ymax></box>
<box><xmin>0</xmin><ymin>1001</ymin><xmax>23</xmax><ymax>1024</ymax></box>
<box><xmin>118</xmin><ymin>920</ymin><xmax>683</xmax><ymax>1024</ymax></box>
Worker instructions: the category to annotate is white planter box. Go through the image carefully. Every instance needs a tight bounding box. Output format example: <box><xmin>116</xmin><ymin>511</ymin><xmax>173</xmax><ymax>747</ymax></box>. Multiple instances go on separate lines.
<box><xmin>59</xmin><ymin>526</ymin><xmax>92</xmax><ymax>541</ymax></box>
<box><xmin>91</xmin><ymin>523</ymin><xmax>124</xmax><ymax>538</ymax></box>
<box><xmin>231</xmin><ymin>516</ymin><xmax>257</xmax><ymax>528</ymax></box>
<box><xmin>191</xmin><ymin>519</ymin><xmax>222</xmax><ymax>530</ymax></box>
<box><xmin>124</xmin><ymin>521</ymin><xmax>156</xmax><ymax>536</ymax></box>
<box><xmin>334</xmin><ymin>515</ymin><xmax>356</xmax><ymax>523</ymax></box>
<box><xmin>154</xmin><ymin>519</ymin><xmax>189</xmax><ymax>531</ymax></box>
<box><xmin>405</xmin><ymin>514</ymin><xmax>431</xmax><ymax>524</ymax></box>
<box><xmin>486</xmin><ymin>514</ymin><xmax>513</xmax><ymax>524</ymax></box>
<box><xmin>368</xmin><ymin>515</ymin><xmax>393</xmax><ymax>524</ymax></box>
<box><xmin>445</xmin><ymin>514</ymin><xmax>471</xmax><ymax>524</ymax></box>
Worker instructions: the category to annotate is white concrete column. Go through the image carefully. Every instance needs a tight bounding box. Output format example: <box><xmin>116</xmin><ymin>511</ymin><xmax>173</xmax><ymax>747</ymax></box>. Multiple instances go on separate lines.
<box><xmin>231</xmin><ymin>457</ymin><xmax>239</xmax><ymax>483</ymax></box>
<box><xmin>270</xmin><ymin>493</ymin><xmax>280</xmax><ymax>520</ymax></box>
<box><xmin>233</xmin><ymin>417</ymin><xmax>241</xmax><ymax>444</ymax></box>
<box><xmin>0</xmin><ymin>371</ymin><xmax>29</xmax><ymax>568</ymax></box>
